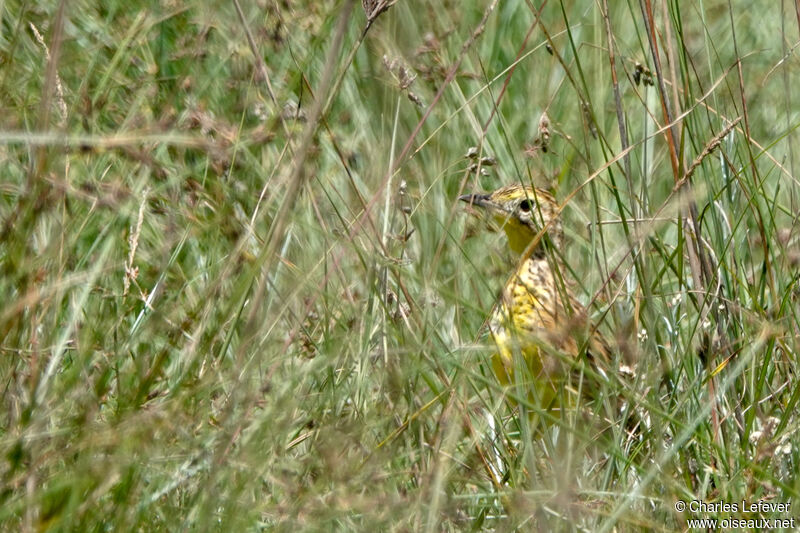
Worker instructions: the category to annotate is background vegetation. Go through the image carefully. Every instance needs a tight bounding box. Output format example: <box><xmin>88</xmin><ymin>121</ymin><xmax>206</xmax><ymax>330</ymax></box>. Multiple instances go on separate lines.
<box><xmin>2</xmin><ymin>0</ymin><xmax>799</xmax><ymax>530</ymax></box>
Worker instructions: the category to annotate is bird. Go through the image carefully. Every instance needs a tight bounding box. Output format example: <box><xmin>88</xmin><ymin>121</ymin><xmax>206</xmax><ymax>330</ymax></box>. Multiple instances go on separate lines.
<box><xmin>459</xmin><ymin>183</ymin><xmax>615</xmax><ymax>430</ymax></box>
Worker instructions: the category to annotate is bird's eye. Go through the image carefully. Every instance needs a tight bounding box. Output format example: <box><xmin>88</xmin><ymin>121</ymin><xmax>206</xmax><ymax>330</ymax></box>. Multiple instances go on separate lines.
<box><xmin>519</xmin><ymin>199</ymin><xmax>533</xmax><ymax>213</ymax></box>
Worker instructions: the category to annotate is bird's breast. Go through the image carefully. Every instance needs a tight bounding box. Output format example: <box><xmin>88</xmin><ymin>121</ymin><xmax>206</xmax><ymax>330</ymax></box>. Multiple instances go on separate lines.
<box><xmin>489</xmin><ymin>257</ymin><xmax>578</xmax><ymax>372</ymax></box>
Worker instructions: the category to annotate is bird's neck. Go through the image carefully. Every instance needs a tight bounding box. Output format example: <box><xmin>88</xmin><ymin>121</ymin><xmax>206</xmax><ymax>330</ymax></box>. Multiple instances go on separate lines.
<box><xmin>504</xmin><ymin>226</ymin><xmax>532</xmax><ymax>256</ymax></box>
<box><xmin>502</xmin><ymin>222</ymin><xmax>562</xmax><ymax>259</ymax></box>
<box><xmin>504</xmin><ymin>228</ymin><xmax>557</xmax><ymax>260</ymax></box>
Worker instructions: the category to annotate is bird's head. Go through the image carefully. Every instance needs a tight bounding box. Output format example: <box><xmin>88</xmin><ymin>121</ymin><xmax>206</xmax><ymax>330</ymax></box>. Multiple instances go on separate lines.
<box><xmin>459</xmin><ymin>184</ymin><xmax>562</xmax><ymax>256</ymax></box>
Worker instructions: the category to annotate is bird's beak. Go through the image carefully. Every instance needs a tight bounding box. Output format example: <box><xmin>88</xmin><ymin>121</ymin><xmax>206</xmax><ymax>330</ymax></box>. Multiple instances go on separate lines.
<box><xmin>458</xmin><ymin>193</ymin><xmax>491</xmax><ymax>208</ymax></box>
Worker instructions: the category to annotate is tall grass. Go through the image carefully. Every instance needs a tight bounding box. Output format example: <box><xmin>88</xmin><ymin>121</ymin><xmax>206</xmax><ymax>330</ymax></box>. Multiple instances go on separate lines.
<box><xmin>1</xmin><ymin>0</ymin><xmax>799</xmax><ymax>530</ymax></box>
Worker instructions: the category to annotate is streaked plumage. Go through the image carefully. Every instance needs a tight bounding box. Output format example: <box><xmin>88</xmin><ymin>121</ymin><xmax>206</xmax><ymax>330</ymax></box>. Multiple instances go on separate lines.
<box><xmin>460</xmin><ymin>184</ymin><xmax>610</xmax><ymax>419</ymax></box>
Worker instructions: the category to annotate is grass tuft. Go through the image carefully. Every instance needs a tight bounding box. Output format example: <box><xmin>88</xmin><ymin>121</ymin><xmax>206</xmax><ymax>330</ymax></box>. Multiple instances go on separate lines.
<box><xmin>1</xmin><ymin>0</ymin><xmax>799</xmax><ymax>530</ymax></box>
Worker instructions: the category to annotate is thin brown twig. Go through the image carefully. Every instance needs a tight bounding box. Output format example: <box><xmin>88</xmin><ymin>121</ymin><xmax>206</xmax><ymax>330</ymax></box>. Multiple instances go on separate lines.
<box><xmin>587</xmin><ymin>119</ymin><xmax>743</xmax><ymax>341</ymax></box>
<box><xmin>639</xmin><ymin>0</ymin><xmax>680</xmax><ymax>180</ymax></box>
<box><xmin>343</xmin><ymin>0</ymin><xmax>500</xmax><ymax>245</ymax></box>
<box><xmin>284</xmin><ymin>0</ymin><xmax>501</xmax><ymax>351</ymax></box>
<box><xmin>239</xmin><ymin>0</ymin><xmax>356</xmax><ymax>352</ymax></box>
<box><xmin>727</xmin><ymin>0</ymin><xmax>776</xmax><ymax>298</ymax></box>
<box><xmin>600</xmin><ymin>0</ymin><xmax>631</xmax><ymax>183</ymax></box>
<box><xmin>673</xmin><ymin>118</ymin><xmax>742</xmax><ymax>193</ymax></box>
<box><xmin>232</xmin><ymin>0</ymin><xmax>293</xmax><ymax>144</ymax></box>
<box><xmin>794</xmin><ymin>0</ymin><xmax>800</xmax><ymax>43</ymax></box>
<box><xmin>483</xmin><ymin>1</ymin><xmax>546</xmax><ymax>134</ymax></box>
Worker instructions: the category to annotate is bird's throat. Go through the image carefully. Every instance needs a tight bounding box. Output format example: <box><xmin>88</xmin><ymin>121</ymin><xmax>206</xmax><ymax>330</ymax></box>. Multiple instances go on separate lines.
<box><xmin>503</xmin><ymin>222</ymin><xmax>537</xmax><ymax>257</ymax></box>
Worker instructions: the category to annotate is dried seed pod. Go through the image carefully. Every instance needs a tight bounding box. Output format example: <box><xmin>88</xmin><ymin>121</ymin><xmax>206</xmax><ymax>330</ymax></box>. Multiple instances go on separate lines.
<box><xmin>362</xmin><ymin>0</ymin><xmax>394</xmax><ymax>23</ymax></box>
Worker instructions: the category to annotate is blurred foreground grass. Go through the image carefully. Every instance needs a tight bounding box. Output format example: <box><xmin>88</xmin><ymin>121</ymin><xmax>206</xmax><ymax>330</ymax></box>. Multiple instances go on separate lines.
<box><xmin>2</xmin><ymin>0</ymin><xmax>800</xmax><ymax>530</ymax></box>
